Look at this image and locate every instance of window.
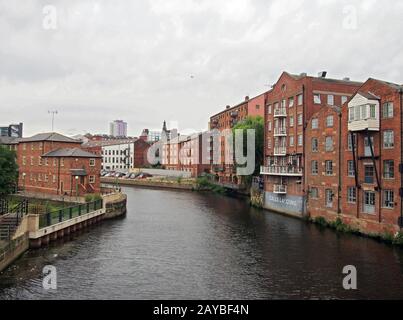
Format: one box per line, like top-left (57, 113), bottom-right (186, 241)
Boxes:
top-left (342, 96), bottom-right (348, 105)
top-left (289, 116), bottom-right (294, 127)
top-left (297, 114), bottom-right (303, 126)
top-left (256, 105), bottom-right (260, 110)
top-left (325, 161), bottom-right (333, 175)
top-left (268, 138), bottom-right (272, 149)
top-left (383, 160), bottom-right (394, 179)
top-left (314, 94), bottom-right (321, 104)
top-left (38, 157), bottom-right (42, 166)
top-left (268, 105), bottom-right (272, 114)
top-left (23, 144), bottom-right (26, 151)
top-left (369, 104), bottom-right (376, 118)
top-left (22, 156), bottom-right (26, 166)
top-left (281, 99), bottom-right (286, 108)
top-left (347, 187), bottom-right (357, 203)
top-left (298, 135), bottom-right (303, 146)
top-left (383, 190), bottom-right (394, 209)
top-left (311, 187), bottom-right (319, 199)
top-left (364, 165), bottom-right (374, 184)
top-left (312, 118), bottom-right (319, 129)
top-left (30, 157), bottom-right (34, 166)
top-left (31, 144), bottom-right (34, 151)
top-left (383, 102), bottom-right (393, 118)
top-left (312, 138), bottom-right (319, 152)
top-left (325, 136), bottom-right (333, 151)
top-left (289, 136), bottom-right (294, 147)
top-left (364, 191), bottom-right (376, 214)
top-left (288, 97), bottom-right (294, 107)
top-left (325, 189), bottom-right (333, 208)
top-left (327, 95), bottom-right (334, 106)
top-left (45, 158), bottom-right (48, 166)
top-left (89, 175), bottom-right (96, 184)
top-left (297, 94), bottom-right (303, 105)
top-left (383, 130), bottom-right (394, 148)
top-left (268, 121), bottom-right (272, 131)
top-left (311, 161), bottom-right (319, 175)
top-left (326, 115), bottom-right (334, 127)
top-left (90, 159), bottom-right (96, 166)
top-left (44, 174), bottom-right (48, 182)
top-left (53, 175), bottom-right (56, 183)
top-left (53, 159), bottom-right (57, 166)
top-left (61, 158), bottom-right (64, 166)
top-left (347, 161), bottom-right (355, 177)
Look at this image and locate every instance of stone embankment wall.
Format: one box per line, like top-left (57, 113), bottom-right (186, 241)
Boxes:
top-left (103, 192), bottom-right (127, 219)
top-left (101, 177), bottom-right (196, 191)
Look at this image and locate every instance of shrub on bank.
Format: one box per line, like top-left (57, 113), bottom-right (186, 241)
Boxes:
top-left (85, 193), bottom-right (102, 203)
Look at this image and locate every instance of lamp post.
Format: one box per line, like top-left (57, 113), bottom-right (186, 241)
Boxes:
top-left (22, 172), bottom-right (26, 194)
top-left (75, 176), bottom-right (79, 202)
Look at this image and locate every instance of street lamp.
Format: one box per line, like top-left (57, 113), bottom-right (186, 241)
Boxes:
top-left (22, 172), bottom-right (26, 194)
top-left (75, 176), bottom-right (79, 202)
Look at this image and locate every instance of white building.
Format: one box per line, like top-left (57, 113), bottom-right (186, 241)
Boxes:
top-left (109, 120), bottom-right (128, 137)
top-left (102, 142), bottom-right (134, 171)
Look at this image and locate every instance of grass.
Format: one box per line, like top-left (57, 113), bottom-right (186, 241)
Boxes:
top-left (195, 177), bottom-right (226, 194)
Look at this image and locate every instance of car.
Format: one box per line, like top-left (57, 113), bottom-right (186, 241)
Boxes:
top-left (137, 173), bottom-right (153, 179)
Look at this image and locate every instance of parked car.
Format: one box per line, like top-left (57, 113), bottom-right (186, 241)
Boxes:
top-left (137, 173), bottom-right (153, 179)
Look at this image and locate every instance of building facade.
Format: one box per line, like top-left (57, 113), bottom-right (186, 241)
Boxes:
top-left (109, 120), bottom-right (128, 137)
top-left (261, 71), bottom-right (362, 217)
top-left (209, 94), bottom-right (265, 184)
top-left (16, 133), bottom-right (101, 196)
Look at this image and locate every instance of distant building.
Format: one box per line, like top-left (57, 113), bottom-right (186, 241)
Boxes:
top-left (140, 129), bottom-right (162, 143)
top-left (0, 123), bottom-right (23, 138)
top-left (109, 120), bottom-right (127, 137)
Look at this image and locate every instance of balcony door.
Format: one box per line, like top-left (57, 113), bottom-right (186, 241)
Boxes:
top-left (363, 191), bottom-right (375, 214)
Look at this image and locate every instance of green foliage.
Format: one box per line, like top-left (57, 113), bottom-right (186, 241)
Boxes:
top-left (381, 232), bottom-right (395, 243)
top-left (313, 216), bottom-right (328, 227)
top-left (393, 232), bottom-right (403, 246)
top-left (177, 177), bottom-right (182, 184)
top-left (196, 177), bottom-right (226, 194)
top-left (85, 193), bottom-right (102, 203)
top-left (232, 116), bottom-right (264, 181)
top-left (0, 146), bottom-right (18, 196)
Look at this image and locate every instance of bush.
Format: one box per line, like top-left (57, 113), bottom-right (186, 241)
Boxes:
top-left (393, 232), bottom-right (403, 246)
top-left (313, 216), bottom-right (328, 227)
top-left (85, 194), bottom-right (93, 203)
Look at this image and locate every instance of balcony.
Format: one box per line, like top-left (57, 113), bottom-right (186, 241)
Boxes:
top-left (274, 108), bottom-right (287, 118)
top-left (273, 184), bottom-right (287, 194)
top-left (274, 127), bottom-right (287, 136)
top-left (260, 165), bottom-right (303, 176)
top-left (274, 147), bottom-right (287, 156)
top-left (347, 97), bottom-right (380, 132)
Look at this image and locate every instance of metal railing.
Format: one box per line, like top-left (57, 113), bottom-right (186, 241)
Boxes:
top-left (274, 147), bottom-right (287, 156)
top-left (261, 165), bottom-right (303, 176)
top-left (39, 199), bottom-right (103, 229)
top-left (274, 108), bottom-right (287, 117)
top-left (274, 127), bottom-right (287, 136)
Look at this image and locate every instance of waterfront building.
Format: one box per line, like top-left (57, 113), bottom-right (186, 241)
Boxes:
top-left (161, 133), bottom-right (210, 178)
top-left (261, 71), bottom-right (362, 217)
top-left (109, 120), bottom-right (128, 137)
top-left (16, 132), bottom-right (101, 196)
top-left (100, 139), bottom-right (151, 171)
top-left (209, 93), bottom-right (265, 185)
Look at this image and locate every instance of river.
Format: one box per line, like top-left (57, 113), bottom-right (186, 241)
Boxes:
top-left (1, 187), bottom-right (403, 299)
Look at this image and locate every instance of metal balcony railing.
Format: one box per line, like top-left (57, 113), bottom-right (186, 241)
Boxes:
top-left (274, 108), bottom-right (287, 117)
top-left (260, 165), bottom-right (303, 176)
top-left (274, 127), bottom-right (287, 136)
top-left (273, 147), bottom-right (287, 156)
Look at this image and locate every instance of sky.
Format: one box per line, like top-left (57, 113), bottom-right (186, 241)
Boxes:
top-left (0, 0), bottom-right (402, 137)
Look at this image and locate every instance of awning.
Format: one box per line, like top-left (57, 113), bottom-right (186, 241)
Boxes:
top-left (70, 169), bottom-right (87, 176)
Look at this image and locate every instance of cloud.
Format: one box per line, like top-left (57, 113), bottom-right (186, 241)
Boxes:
top-left (0, 0), bottom-right (402, 137)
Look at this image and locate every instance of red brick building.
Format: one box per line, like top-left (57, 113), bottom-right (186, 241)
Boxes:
top-left (261, 71), bottom-right (362, 217)
top-left (162, 133), bottom-right (209, 178)
top-left (337, 78), bottom-right (403, 234)
top-left (209, 93), bottom-right (265, 184)
top-left (17, 132), bottom-right (101, 196)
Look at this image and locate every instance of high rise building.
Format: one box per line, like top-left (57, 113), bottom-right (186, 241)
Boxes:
top-left (109, 120), bottom-right (127, 137)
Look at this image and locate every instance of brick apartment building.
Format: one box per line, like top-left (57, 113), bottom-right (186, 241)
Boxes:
top-left (162, 133), bottom-right (209, 178)
top-left (209, 93), bottom-right (265, 184)
top-left (261, 71), bottom-right (362, 217)
top-left (17, 132), bottom-right (101, 196)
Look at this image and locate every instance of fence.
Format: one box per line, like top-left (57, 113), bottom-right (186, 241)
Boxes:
top-left (38, 199), bottom-right (103, 229)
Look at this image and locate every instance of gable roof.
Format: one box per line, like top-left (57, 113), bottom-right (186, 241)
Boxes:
top-left (20, 132), bottom-right (81, 143)
top-left (42, 148), bottom-right (101, 158)
top-left (357, 91), bottom-right (380, 100)
top-left (368, 78), bottom-right (403, 91)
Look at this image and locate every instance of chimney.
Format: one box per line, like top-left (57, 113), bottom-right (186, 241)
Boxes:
top-left (343, 77), bottom-right (350, 81)
top-left (318, 71), bottom-right (327, 78)
top-left (226, 105), bottom-right (231, 109)
top-left (245, 96), bottom-right (249, 101)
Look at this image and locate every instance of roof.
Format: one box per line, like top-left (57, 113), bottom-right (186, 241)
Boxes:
top-left (20, 132), bottom-right (81, 143)
top-left (0, 136), bottom-right (19, 145)
top-left (284, 71), bottom-right (363, 86)
top-left (368, 78), bottom-right (403, 91)
top-left (83, 138), bottom-right (138, 148)
top-left (42, 148), bottom-right (101, 158)
top-left (357, 91), bottom-right (380, 100)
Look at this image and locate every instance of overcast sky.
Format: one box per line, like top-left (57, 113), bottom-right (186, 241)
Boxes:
top-left (0, 0), bottom-right (402, 137)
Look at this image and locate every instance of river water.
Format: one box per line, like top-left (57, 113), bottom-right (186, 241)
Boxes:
top-left (1, 187), bottom-right (403, 300)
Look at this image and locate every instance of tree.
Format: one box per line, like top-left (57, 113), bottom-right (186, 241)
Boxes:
top-left (0, 146), bottom-right (19, 196)
top-left (232, 115), bottom-right (264, 185)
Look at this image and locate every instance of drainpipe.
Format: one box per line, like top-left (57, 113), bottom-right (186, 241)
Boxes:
top-left (302, 84), bottom-right (307, 217)
top-left (400, 88), bottom-right (403, 229)
top-left (337, 111), bottom-right (342, 214)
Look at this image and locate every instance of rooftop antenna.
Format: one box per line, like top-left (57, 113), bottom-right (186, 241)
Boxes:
top-left (48, 110), bottom-right (58, 132)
